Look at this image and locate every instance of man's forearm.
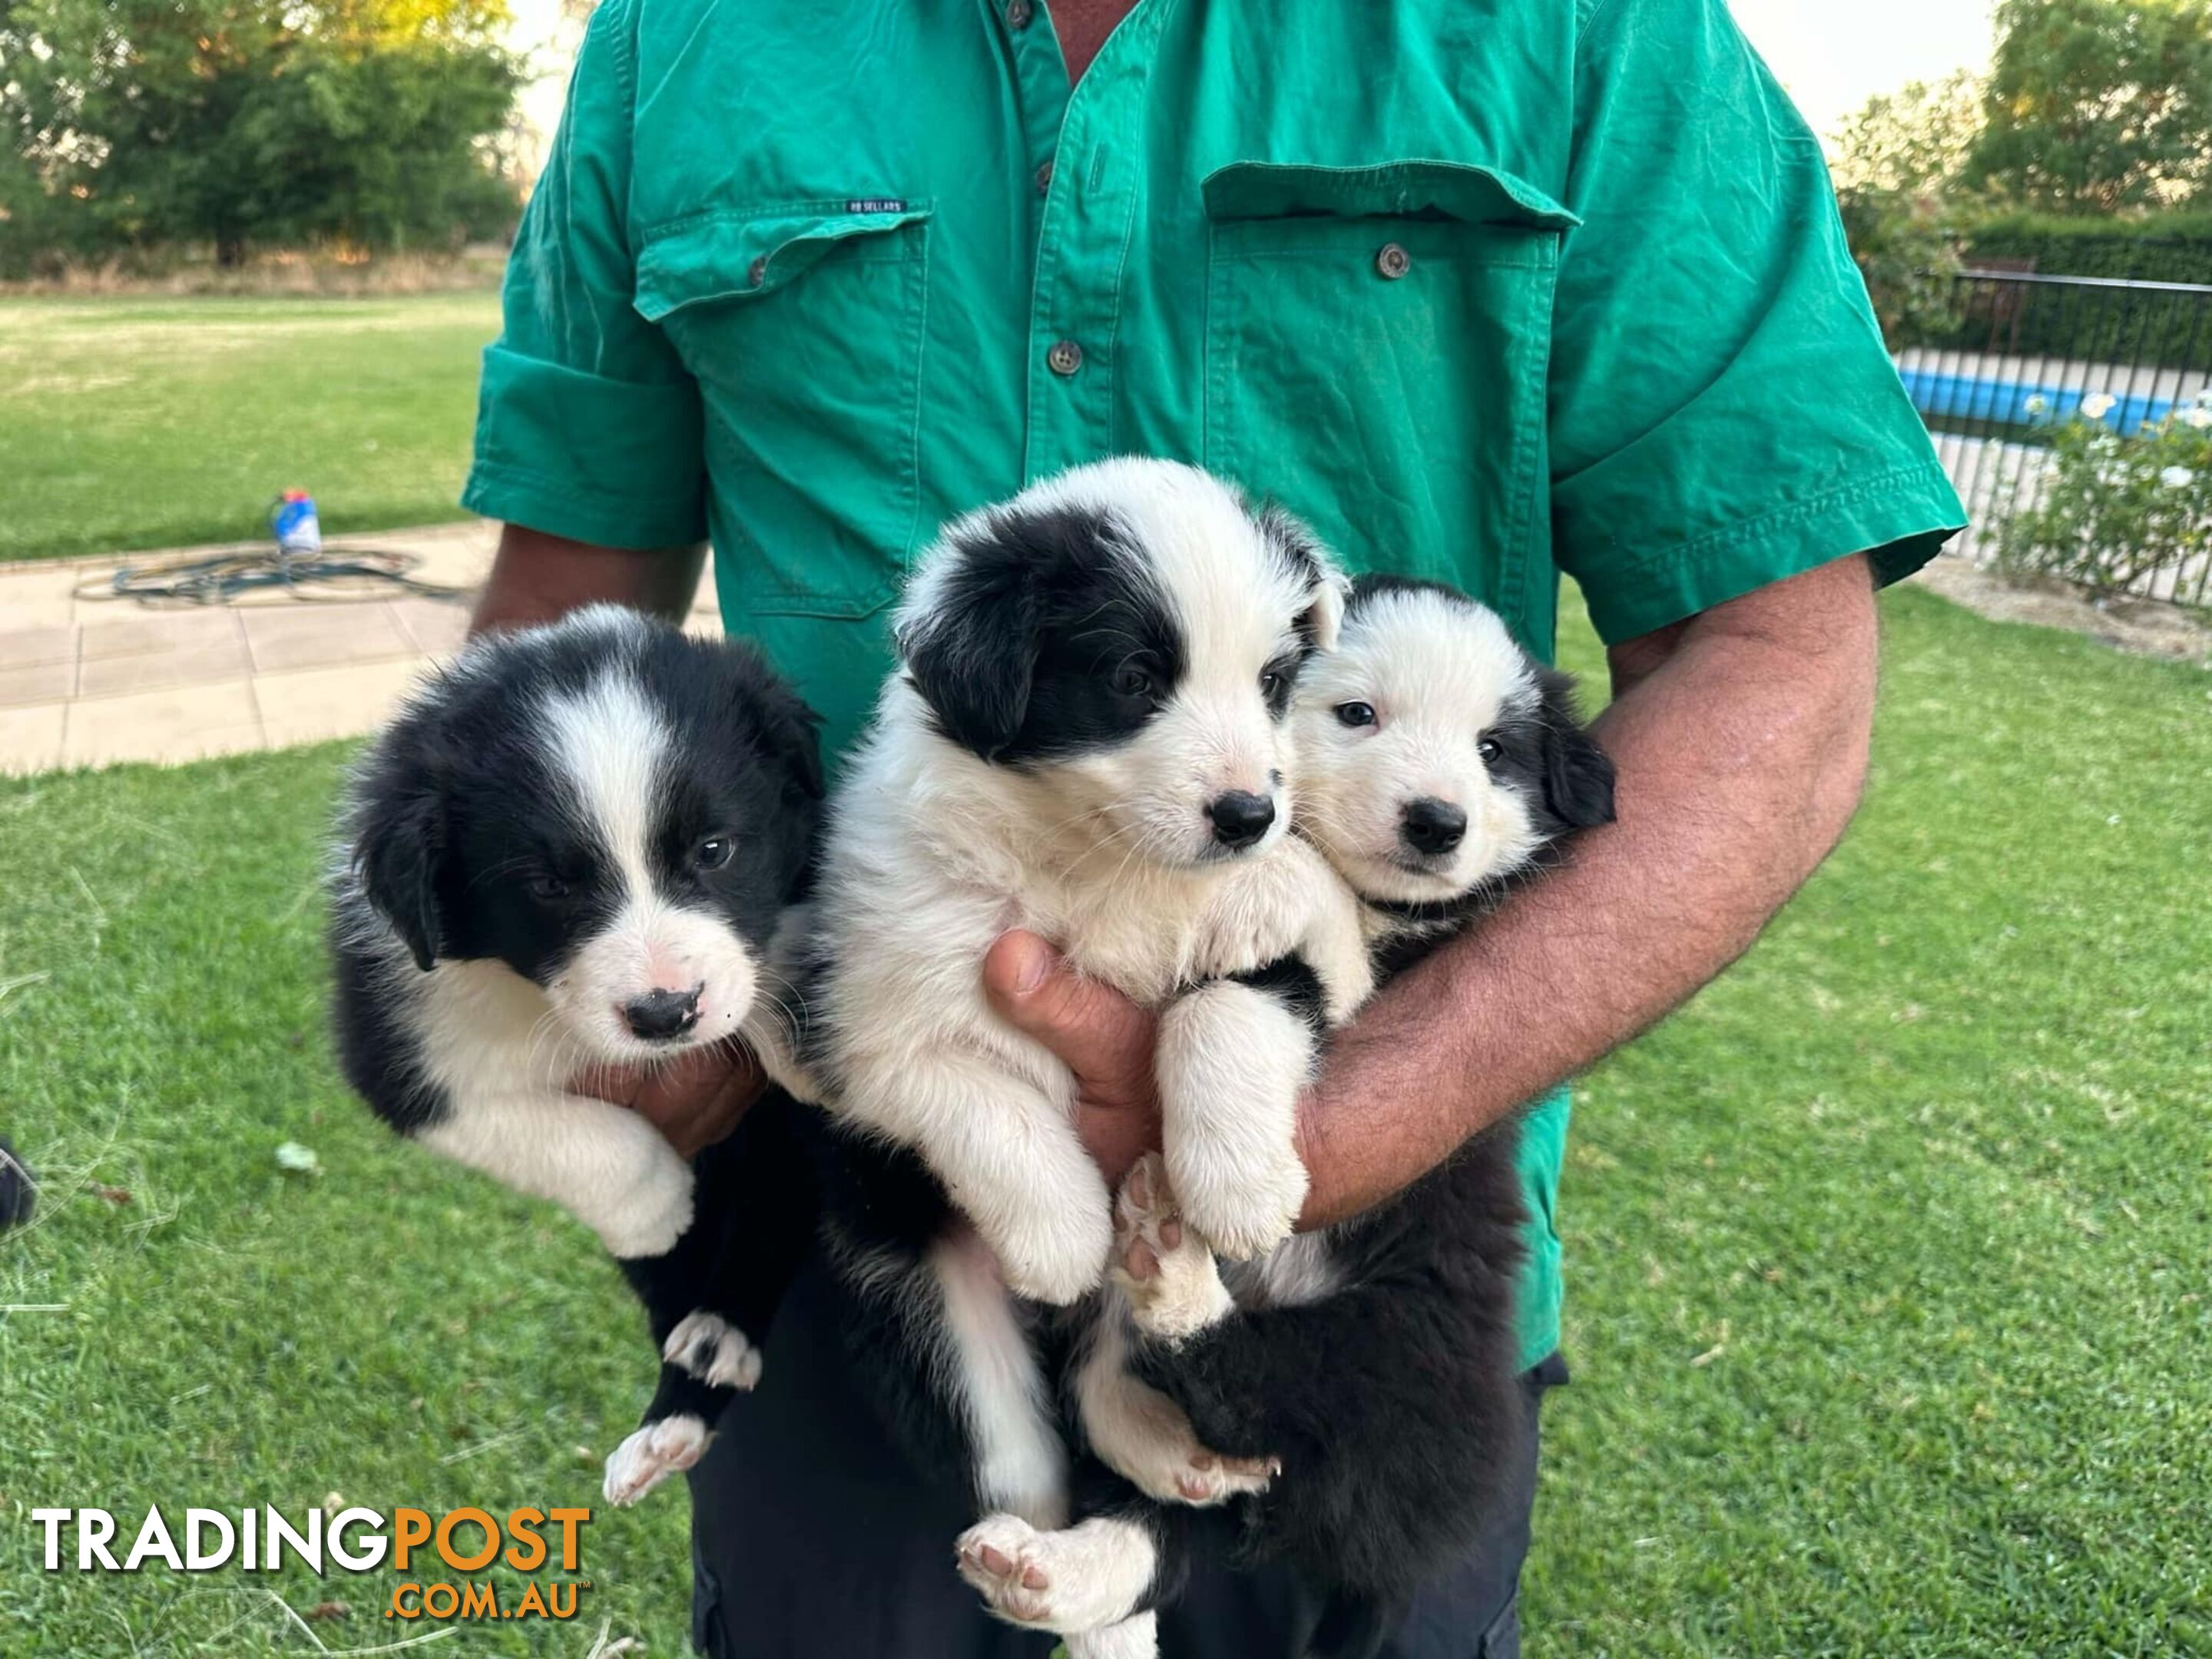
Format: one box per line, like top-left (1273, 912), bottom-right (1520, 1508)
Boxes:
top-left (1298, 555), bottom-right (1880, 1227)
top-left (470, 525), bottom-right (708, 635)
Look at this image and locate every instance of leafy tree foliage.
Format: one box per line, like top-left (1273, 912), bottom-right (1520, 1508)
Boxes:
top-left (0, 0), bottom-right (519, 269)
top-left (1965, 0), bottom-right (2212, 212)
top-left (1830, 75), bottom-right (1985, 338)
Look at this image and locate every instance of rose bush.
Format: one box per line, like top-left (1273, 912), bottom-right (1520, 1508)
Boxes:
top-left (1996, 392), bottom-right (2212, 604)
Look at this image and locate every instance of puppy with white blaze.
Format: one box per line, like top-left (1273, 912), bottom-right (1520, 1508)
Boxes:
top-left (327, 607), bottom-right (825, 1506)
top-left (799, 459), bottom-right (1370, 1538)
top-left (952, 577), bottom-right (1618, 1659)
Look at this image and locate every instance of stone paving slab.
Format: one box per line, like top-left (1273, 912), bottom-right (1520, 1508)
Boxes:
top-left (0, 522), bottom-right (721, 777)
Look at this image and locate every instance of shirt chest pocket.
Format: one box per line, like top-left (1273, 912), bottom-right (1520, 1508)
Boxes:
top-left (637, 202), bottom-right (932, 619)
top-left (1202, 162), bottom-right (1575, 611)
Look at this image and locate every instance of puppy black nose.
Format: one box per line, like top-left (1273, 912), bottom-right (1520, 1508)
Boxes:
top-left (623, 986), bottom-right (702, 1041)
top-left (1207, 791), bottom-right (1277, 849)
top-left (1400, 797), bottom-right (1469, 857)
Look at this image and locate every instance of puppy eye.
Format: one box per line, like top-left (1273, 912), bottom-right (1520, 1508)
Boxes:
top-left (1112, 664), bottom-right (1155, 700)
top-left (1477, 737), bottom-right (1503, 763)
top-left (1260, 670), bottom-right (1283, 698)
top-left (528, 874), bottom-right (572, 902)
top-left (1335, 701), bottom-right (1376, 728)
top-left (695, 835), bottom-right (733, 872)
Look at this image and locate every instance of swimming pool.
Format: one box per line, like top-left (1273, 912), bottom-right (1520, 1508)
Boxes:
top-left (1896, 367), bottom-right (2179, 432)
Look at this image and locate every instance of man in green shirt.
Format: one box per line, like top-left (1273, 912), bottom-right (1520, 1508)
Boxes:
top-left (464, 0), bottom-right (1963, 1651)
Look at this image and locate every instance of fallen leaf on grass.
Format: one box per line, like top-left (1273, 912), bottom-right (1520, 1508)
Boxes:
top-left (91, 1184), bottom-right (132, 1205)
top-left (306, 1601), bottom-right (349, 1621)
top-left (1688, 1319), bottom-right (1730, 1368)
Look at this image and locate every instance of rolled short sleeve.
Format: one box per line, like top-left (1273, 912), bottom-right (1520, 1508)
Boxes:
top-left (461, 0), bottom-right (707, 549)
top-left (1548, 0), bottom-right (1965, 644)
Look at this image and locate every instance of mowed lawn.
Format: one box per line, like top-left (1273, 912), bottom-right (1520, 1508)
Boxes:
top-left (1, 586), bottom-right (2207, 1656)
top-left (0, 295), bottom-right (498, 563)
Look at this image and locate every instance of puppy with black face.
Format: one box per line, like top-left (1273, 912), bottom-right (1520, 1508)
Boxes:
top-left (800, 459), bottom-right (1368, 1537)
top-left (329, 607), bottom-right (824, 1500)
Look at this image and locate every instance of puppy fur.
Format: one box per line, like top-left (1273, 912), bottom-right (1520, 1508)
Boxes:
top-left (792, 460), bottom-right (1372, 1558)
top-left (962, 578), bottom-right (1618, 1656)
top-left (326, 606), bottom-right (825, 1504)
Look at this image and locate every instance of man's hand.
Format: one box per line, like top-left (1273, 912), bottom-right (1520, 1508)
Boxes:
top-left (982, 932), bottom-right (1161, 1188)
top-left (584, 1039), bottom-right (766, 1159)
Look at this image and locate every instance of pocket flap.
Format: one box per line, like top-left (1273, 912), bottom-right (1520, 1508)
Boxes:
top-left (1201, 160), bottom-right (1577, 232)
top-left (636, 199), bottom-right (932, 322)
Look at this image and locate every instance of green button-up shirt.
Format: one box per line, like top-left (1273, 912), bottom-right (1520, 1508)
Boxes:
top-left (465, 0), bottom-right (1965, 1367)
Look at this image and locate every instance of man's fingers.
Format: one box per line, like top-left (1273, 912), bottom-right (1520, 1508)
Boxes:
top-left (584, 1039), bottom-right (764, 1158)
top-left (982, 931), bottom-right (1156, 1093)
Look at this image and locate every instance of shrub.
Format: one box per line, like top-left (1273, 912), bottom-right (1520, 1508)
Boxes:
top-left (1963, 210), bottom-right (2212, 285)
top-left (1996, 394), bottom-right (2212, 601)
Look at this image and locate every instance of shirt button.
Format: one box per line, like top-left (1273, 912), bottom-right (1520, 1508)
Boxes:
top-left (748, 255), bottom-right (768, 286)
top-left (1035, 159), bottom-right (1055, 196)
top-left (1048, 339), bottom-right (1084, 376)
top-left (1375, 243), bottom-right (1412, 280)
top-left (1006, 0), bottom-right (1032, 28)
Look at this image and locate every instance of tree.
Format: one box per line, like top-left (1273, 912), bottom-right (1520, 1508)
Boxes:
top-left (1829, 75), bottom-right (1984, 339)
top-left (1965, 0), bottom-right (2212, 212)
top-left (0, 0), bottom-right (520, 270)
top-left (1830, 71), bottom-right (1988, 199)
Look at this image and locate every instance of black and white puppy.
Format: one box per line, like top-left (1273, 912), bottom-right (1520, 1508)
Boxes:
top-left (795, 459), bottom-right (1370, 1541)
top-left (954, 578), bottom-right (1618, 1659)
top-left (327, 606), bottom-right (823, 1502)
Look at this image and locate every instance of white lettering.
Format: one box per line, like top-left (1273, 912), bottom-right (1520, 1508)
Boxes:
top-left (124, 1508), bottom-right (184, 1572)
top-left (184, 1508), bottom-right (237, 1570)
top-left (326, 1508), bottom-right (388, 1571)
top-left (30, 1508), bottom-right (69, 1571)
top-left (263, 1506), bottom-right (322, 1573)
top-left (81, 1510), bottom-right (119, 1571)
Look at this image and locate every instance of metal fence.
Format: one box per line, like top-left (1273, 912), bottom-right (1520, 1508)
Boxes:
top-left (1892, 269), bottom-right (2212, 607)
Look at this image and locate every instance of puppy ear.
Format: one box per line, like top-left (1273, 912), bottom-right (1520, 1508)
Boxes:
top-left (1536, 670), bottom-right (1618, 831)
top-left (1302, 565), bottom-right (1350, 653)
top-left (354, 786), bottom-right (446, 972)
top-left (1256, 504), bottom-right (1348, 652)
top-left (753, 675), bottom-right (826, 803)
top-left (897, 520), bottom-right (1042, 760)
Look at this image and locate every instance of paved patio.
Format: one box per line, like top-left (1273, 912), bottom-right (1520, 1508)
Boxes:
top-left (0, 522), bottom-right (721, 776)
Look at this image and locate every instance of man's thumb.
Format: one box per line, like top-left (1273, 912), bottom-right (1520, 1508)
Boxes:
top-left (982, 931), bottom-right (1153, 1084)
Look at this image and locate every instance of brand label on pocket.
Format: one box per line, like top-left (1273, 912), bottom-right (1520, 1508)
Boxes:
top-left (846, 197), bottom-right (907, 214)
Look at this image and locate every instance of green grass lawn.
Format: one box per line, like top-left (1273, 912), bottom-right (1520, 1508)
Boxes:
top-left (2, 586), bottom-right (2207, 1656)
top-left (0, 295), bottom-right (497, 564)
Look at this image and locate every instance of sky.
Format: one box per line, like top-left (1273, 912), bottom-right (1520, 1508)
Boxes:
top-left (1727, 0), bottom-right (1997, 138)
top-left (503, 0), bottom-right (2002, 171)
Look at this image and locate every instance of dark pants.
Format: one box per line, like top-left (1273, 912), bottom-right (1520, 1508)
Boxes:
top-left (688, 1256), bottom-right (1564, 1659)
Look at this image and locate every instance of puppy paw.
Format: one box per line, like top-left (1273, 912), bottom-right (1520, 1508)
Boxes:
top-left (990, 1194), bottom-right (1114, 1306)
top-left (1088, 1369), bottom-right (1277, 1507)
top-left (591, 1134), bottom-right (697, 1260)
top-left (955, 1515), bottom-right (1154, 1635)
top-left (602, 1413), bottom-right (712, 1507)
top-left (1167, 1134), bottom-right (1306, 1263)
top-left (1154, 982), bottom-right (1313, 1261)
top-left (1111, 1154), bottom-right (1231, 1341)
top-left (661, 1311), bottom-right (763, 1390)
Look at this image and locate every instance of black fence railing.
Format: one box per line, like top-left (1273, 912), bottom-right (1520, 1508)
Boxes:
top-left (1892, 270), bottom-right (2212, 607)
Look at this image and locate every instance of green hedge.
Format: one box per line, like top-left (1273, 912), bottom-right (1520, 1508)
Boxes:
top-left (1885, 212), bottom-right (2212, 366)
top-left (1962, 211), bottom-right (2212, 285)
